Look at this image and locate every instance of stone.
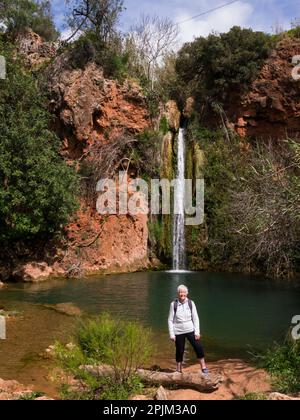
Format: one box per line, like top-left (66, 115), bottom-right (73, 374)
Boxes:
top-left (13, 262), bottom-right (53, 283)
top-left (227, 37), bottom-right (300, 140)
top-left (269, 392), bottom-right (300, 401)
top-left (130, 395), bottom-right (151, 401)
top-left (183, 97), bottom-right (195, 118)
top-left (43, 303), bottom-right (82, 317)
top-left (16, 28), bottom-right (57, 68)
top-left (164, 100), bottom-right (181, 131)
top-left (156, 386), bottom-right (170, 401)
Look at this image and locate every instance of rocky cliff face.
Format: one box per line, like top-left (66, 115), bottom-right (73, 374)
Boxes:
top-left (12, 32), bottom-right (152, 281)
top-left (16, 28), bottom-right (57, 67)
top-left (47, 60), bottom-right (149, 160)
top-left (228, 37), bottom-right (300, 140)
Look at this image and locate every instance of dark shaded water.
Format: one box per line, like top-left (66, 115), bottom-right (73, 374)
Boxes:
top-left (0, 271), bottom-right (299, 392)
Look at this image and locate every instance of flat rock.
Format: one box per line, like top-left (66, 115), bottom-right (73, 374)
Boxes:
top-left (43, 302), bottom-right (82, 316)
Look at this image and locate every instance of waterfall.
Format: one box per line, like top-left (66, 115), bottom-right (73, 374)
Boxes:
top-left (173, 128), bottom-right (186, 271)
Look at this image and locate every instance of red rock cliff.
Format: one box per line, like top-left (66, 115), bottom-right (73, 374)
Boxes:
top-left (15, 31), bottom-right (152, 279)
top-left (227, 37), bottom-right (300, 140)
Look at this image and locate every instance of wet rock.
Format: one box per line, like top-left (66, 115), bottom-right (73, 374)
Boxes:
top-left (43, 302), bottom-right (82, 317)
top-left (164, 100), bottom-right (181, 131)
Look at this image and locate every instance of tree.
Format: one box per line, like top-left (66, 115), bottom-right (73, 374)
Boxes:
top-left (176, 26), bottom-right (272, 103)
top-left (129, 14), bottom-right (179, 90)
top-left (31, 0), bottom-right (59, 41)
top-left (66, 0), bottom-right (124, 43)
top-left (0, 0), bottom-right (59, 41)
top-left (0, 44), bottom-right (78, 242)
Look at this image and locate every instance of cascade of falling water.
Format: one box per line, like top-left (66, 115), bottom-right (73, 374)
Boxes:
top-left (172, 128), bottom-right (186, 271)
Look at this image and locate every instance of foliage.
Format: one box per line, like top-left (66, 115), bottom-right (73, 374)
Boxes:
top-left (285, 26), bottom-right (300, 39)
top-left (66, 0), bottom-right (124, 44)
top-left (256, 335), bottom-right (300, 394)
top-left (18, 391), bottom-right (45, 400)
top-left (176, 26), bottom-right (272, 104)
top-left (128, 15), bottom-right (179, 90)
top-left (235, 393), bottom-right (268, 400)
top-left (0, 0), bottom-right (59, 41)
top-left (228, 139), bottom-right (300, 278)
top-left (53, 314), bottom-right (153, 400)
top-left (186, 119), bottom-right (300, 278)
top-left (148, 217), bottom-right (172, 262)
top-left (154, 52), bottom-right (184, 105)
top-left (66, 30), bottom-right (128, 80)
top-left (0, 42), bottom-right (79, 242)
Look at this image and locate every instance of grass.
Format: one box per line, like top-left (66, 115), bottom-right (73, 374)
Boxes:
top-left (18, 391), bottom-right (45, 400)
top-left (234, 393), bottom-right (268, 400)
top-left (254, 334), bottom-right (300, 395)
top-left (53, 313), bottom-right (154, 400)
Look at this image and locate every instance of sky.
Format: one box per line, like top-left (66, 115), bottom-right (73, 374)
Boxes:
top-left (51, 0), bottom-right (300, 44)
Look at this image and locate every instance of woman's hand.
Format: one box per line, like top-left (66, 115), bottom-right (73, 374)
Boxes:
top-left (195, 335), bottom-right (201, 341)
top-left (171, 337), bottom-right (176, 342)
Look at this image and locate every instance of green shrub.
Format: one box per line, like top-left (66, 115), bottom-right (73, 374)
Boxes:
top-left (53, 314), bottom-right (153, 400)
top-left (176, 26), bottom-right (273, 103)
top-left (186, 119), bottom-right (300, 278)
top-left (0, 42), bottom-right (79, 242)
top-left (0, 0), bottom-right (59, 41)
top-left (235, 393), bottom-right (268, 400)
top-left (257, 336), bottom-right (300, 394)
top-left (286, 26), bottom-right (300, 39)
top-left (19, 391), bottom-right (45, 400)
top-left (159, 116), bottom-right (169, 135)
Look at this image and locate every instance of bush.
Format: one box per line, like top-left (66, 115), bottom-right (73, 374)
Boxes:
top-left (176, 26), bottom-right (272, 103)
top-left (0, 42), bottom-right (79, 242)
top-left (235, 393), bottom-right (268, 400)
top-left (256, 335), bottom-right (300, 394)
top-left (53, 314), bottom-right (154, 400)
top-left (186, 119), bottom-right (300, 278)
top-left (0, 0), bottom-right (59, 41)
top-left (66, 31), bottom-right (129, 80)
top-left (286, 26), bottom-right (300, 39)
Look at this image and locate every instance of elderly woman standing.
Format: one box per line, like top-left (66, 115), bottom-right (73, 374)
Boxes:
top-left (168, 285), bottom-right (209, 374)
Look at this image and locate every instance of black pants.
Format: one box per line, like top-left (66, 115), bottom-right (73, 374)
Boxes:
top-left (175, 332), bottom-right (205, 363)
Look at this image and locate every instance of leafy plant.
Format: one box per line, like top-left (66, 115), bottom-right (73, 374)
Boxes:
top-left (176, 26), bottom-right (272, 104)
top-left (255, 335), bottom-right (300, 394)
top-left (53, 314), bottom-right (153, 400)
top-left (0, 42), bottom-right (79, 243)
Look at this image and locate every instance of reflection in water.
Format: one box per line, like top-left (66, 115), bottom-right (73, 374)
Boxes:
top-left (0, 270), bottom-right (299, 393)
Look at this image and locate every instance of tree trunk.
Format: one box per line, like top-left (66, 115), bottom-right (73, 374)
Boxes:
top-left (83, 365), bottom-right (222, 393)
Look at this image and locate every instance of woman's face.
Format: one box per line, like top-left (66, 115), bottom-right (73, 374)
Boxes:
top-left (178, 289), bottom-right (188, 302)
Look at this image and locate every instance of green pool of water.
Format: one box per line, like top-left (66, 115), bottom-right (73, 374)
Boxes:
top-left (0, 271), bottom-right (299, 392)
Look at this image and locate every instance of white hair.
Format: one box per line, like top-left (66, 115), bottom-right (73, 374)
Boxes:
top-left (177, 285), bottom-right (188, 294)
